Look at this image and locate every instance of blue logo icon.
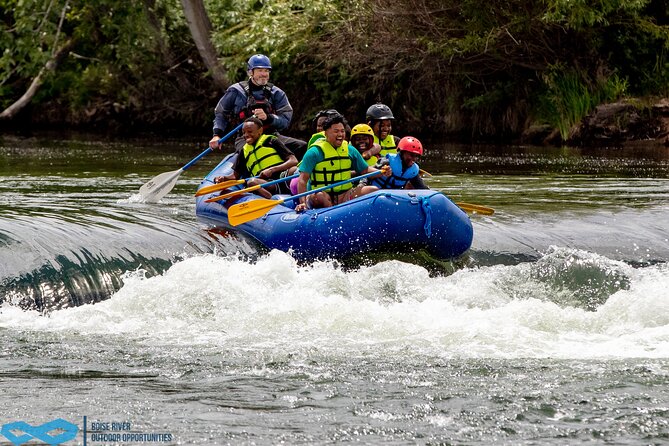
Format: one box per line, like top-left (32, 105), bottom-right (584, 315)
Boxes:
top-left (0, 419), bottom-right (78, 445)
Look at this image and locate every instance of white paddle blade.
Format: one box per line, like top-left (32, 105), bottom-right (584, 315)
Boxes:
top-left (138, 168), bottom-right (183, 202)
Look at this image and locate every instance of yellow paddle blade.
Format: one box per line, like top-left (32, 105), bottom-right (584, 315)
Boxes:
top-left (194, 179), bottom-right (245, 196)
top-left (228, 198), bottom-right (286, 226)
top-left (419, 168), bottom-right (432, 177)
top-left (205, 184), bottom-right (262, 203)
top-left (456, 202), bottom-right (495, 216)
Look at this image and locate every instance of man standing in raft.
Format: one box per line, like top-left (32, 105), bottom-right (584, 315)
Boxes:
top-left (208, 54), bottom-right (307, 158)
top-left (214, 117), bottom-right (297, 199)
top-left (363, 136), bottom-right (428, 190)
top-left (294, 115), bottom-right (390, 211)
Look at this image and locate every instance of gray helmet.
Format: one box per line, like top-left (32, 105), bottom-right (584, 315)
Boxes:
top-left (366, 103), bottom-right (394, 121)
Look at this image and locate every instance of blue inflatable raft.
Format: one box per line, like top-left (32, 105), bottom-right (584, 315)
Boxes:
top-left (195, 154), bottom-right (473, 261)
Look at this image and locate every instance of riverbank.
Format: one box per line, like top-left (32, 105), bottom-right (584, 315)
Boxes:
top-left (4, 97), bottom-right (669, 150)
top-left (521, 97), bottom-right (669, 147)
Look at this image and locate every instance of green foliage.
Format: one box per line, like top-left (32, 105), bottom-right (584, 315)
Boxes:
top-left (0, 0), bottom-right (60, 98)
top-left (536, 68), bottom-right (628, 140)
top-left (1, 0), bottom-right (668, 139)
top-left (600, 19), bottom-right (669, 95)
top-left (1, 0), bottom-right (211, 130)
top-left (543, 0), bottom-right (650, 29)
top-left (207, 0), bottom-right (336, 74)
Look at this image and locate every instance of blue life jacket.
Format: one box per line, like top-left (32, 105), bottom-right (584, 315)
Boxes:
top-left (371, 153), bottom-right (419, 189)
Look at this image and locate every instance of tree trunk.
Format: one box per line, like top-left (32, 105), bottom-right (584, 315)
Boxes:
top-left (180, 0), bottom-right (228, 90)
top-left (0, 40), bottom-right (74, 120)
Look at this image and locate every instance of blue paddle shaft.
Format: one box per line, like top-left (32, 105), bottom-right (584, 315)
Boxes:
top-left (258, 173), bottom-right (299, 188)
top-left (287, 169), bottom-right (382, 203)
top-left (182, 122), bottom-right (244, 171)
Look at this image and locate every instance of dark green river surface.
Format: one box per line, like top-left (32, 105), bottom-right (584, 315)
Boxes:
top-left (1, 135), bottom-right (667, 445)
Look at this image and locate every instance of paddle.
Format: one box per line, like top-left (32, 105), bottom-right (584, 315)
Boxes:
top-left (204, 173), bottom-right (299, 203)
top-left (138, 122), bottom-right (244, 202)
top-left (419, 168), bottom-right (432, 177)
top-left (196, 172), bottom-right (298, 197)
top-left (456, 202), bottom-right (495, 216)
top-left (228, 168), bottom-right (387, 226)
top-left (195, 178), bottom-right (247, 196)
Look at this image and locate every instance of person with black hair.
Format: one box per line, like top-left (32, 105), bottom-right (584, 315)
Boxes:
top-left (363, 136), bottom-right (428, 190)
top-left (214, 117), bottom-right (297, 199)
top-left (366, 103), bottom-right (401, 158)
top-left (294, 115), bottom-right (390, 211)
top-left (308, 109), bottom-right (351, 146)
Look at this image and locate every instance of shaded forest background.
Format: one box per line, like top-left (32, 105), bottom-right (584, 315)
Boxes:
top-left (1, 0), bottom-right (668, 143)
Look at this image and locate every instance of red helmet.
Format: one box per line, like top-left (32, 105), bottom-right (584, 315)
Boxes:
top-left (397, 136), bottom-right (423, 155)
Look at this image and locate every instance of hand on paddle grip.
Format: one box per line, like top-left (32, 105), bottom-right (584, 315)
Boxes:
top-left (379, 166), bottom-right (392, 177)
top-left (253, 108), bottom-right (268, 121)
top-left (209, 135), bottom-right (223, 150)
top-left (295, 202), bottom-right (307, 213)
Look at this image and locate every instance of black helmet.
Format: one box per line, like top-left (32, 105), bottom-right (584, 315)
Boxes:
top-left (313, 109), bottom-right (341, 120)
top-left (312, 109), bottom-right (342, 127)
top-left (366, 103), bottom-right (394, 121)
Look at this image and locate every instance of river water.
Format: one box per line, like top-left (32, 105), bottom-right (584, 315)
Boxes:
top-left (1, 135), bottom-right (668, 445)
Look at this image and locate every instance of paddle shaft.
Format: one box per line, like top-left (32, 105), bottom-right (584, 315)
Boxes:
top-left (456, 201), bottom-right (495, 216)
top-left (138, 122), bottom-right (245, 202)
top-left (205, 173), bottom-right (299, 203)
top-left (183, 122), bottom-right (244, 171)
top-left (195, 178), bottom-right (245, 196)
top-left (227, 168), bottom-right (386, 226)
top-left (286, 169), bottom-right (383, 204)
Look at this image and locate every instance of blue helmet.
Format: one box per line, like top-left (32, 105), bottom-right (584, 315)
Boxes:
top-left (247, 54), bottom-right (272, 70)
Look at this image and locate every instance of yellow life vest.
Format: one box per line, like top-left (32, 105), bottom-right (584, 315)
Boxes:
top-left (349, 143), bottom-right (378, 166)
top-left (310, 139), bottom-right (352, 193)
top-left (374, 134), bottom-right (397, 158)
top-left (243, 134), bottom-right (284, 176)
top-left (308, 131), bottom-right (325, 147)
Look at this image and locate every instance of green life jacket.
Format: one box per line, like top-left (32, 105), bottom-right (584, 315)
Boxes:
top-left (243, 134), bottom-right (284, 176)
top-left (374, 134), bottom-right (397, 157)
top-left (310, 139), bottom-right (352, 193)
top-left (307, 131), bottom-right (325, 147)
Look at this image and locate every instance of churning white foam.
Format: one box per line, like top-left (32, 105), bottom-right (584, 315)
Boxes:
top-left (1, 248), bottom-right (667, 359)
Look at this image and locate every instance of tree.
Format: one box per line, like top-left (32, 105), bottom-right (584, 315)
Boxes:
top-left (1, 0), bottom-right (73, 119)
top-left (1, 0), bottom-right (216, 131)
top-left (180, 0), bottom-right (228, 89)
top-left (0, 41), bottom-right (74, 119)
